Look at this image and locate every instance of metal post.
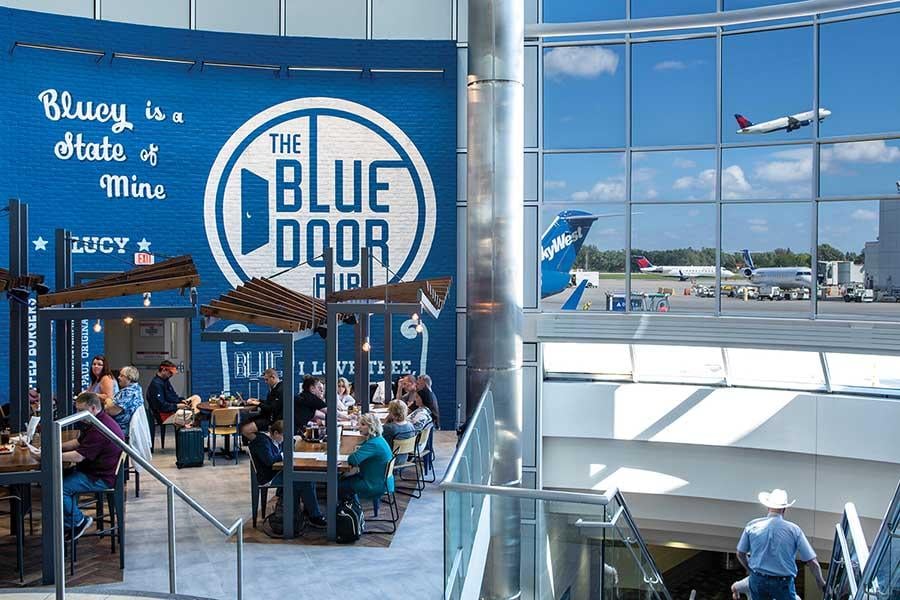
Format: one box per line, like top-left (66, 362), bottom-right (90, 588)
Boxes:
top-left (236, 520), bottom-right (243, 600)
top-left (54, 229), bottom-right (72, 417)
top-left (359, 248), bottom-right (371, 412)
top-left (167, 486), bottom-right (177, 594)
top-left (282, 335), bottom-right (295, 539)
top-left (324, 248), bottom-right (338, 541)
top-left (39, 311), bottom-right (57, 584)
top-left (383, 311), bottom-right (392, 407)
top-left (53, 421), bottom-right (65, 599)
top-left (467, 0), bottom-right (524, 597)
top-left (8, 198), bottom-right (27, 431)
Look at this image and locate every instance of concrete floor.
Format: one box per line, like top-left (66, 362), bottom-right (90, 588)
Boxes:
top-left (1, 432), bottom-right (455, 600)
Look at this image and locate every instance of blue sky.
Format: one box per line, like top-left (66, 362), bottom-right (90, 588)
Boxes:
top-left (541, 10), bottom-right (900, 258)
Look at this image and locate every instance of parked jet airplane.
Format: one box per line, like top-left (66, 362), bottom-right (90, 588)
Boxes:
top-left (734, 108), bottom-right (831, 134)
top-left (541, 210), bottom-right (602, 308)
top-left (634, 256), bottom-right (734, 281)
top-left (741, 249), bottom-right (812, 289)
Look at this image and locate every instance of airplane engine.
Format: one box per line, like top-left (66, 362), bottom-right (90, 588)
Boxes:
top-left (742, 267), bottom-right (753, 277)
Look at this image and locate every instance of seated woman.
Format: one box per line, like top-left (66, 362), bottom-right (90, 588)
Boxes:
top-left (381, 400), bottom-right (416, 463)
top-left (85, 355), bottom-right (119, 402)
top-left (338, 413), bottom-right (394, 502)
top-left (337, 377), bottom-right (356, 410)
top-left (104, 366), bottom-right (144, 433)
top-left (409, 386), bottom-right (441, 431)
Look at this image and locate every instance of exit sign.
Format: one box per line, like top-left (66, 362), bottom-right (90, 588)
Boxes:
top-left (134, 252), bottom-right (155, 265)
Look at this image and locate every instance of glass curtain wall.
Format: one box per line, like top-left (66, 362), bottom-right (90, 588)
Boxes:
top-left (539, 1), bottom-right (900, 319)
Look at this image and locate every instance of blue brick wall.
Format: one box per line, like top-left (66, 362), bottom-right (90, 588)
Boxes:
top-left (0, 8), bottom-right (458, 428)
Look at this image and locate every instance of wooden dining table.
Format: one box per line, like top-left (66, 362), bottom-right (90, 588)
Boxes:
top-left (271, 433), bottom-right (365, 472)
top-left (0, 430), bottom-right (79, 473)
top-left (197, 402), bottom-right (256, 412)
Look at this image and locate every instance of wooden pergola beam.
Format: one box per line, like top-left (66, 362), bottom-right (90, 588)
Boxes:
top-left (38, 274), bottom-right (200, 308)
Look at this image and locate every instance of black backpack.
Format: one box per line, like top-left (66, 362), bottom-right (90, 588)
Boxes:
top-left (335, 497), bottom-right (364, 544)
top-left (264, 496), bottom-right (306, 538)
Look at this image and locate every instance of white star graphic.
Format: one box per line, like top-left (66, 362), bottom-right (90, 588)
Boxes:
top-left (137, 238), bottom-right (152, 252)
top-left (32, 236), bottom-right (48, 251)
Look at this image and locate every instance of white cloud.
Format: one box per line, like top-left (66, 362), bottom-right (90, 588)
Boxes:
top-left (646, 188), bottom-right (659, 200)
top-left (654, 60), bottom-right (686, 71)
top-left (632, 167), bottom-right (656, 182)
top-left (571, 178), bottom-right (626, 202)
top-left (544, 179), bottom-right (567, 190)
top-left (544, 46), bottom-right (619, 79)
top-left (852, 208), bottom-right (877, 221)
top-left (748, 218), bottom-right (767, 226)
top-left (673, 158), bottom-right (696, 169)
top-left (824, 140), bottom-right (900, 165)
top-left (754, 150), bottom-right (812, 184)
top-left (722, 165), bottom-right (753, 199)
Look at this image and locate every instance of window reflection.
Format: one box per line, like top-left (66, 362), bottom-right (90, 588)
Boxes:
top-left (632, 0), bottom-right (715, 18)
top-left (543, 45), bottom-right (625, 149)
top-left (543, 342), bottom-right (632, 377)
top-left (631, 203), bottom-right (717, 314)
top-left (540, 204), bottom-right (625, 312)
top-left (632, 345), bottom-right (725, 385)
top-left (821, 12), bottom-right (900, 137)
top-left (631, 149), bottom-right (716, 202)
top-left (721, 202), bottom-right (812, 314)
top-left (544, 153), bottom-right (625, 203)
top-left (722, 27), bottom-right (813, 144)
top-left (721, 145), bottom-right (812, 200)
top-left (820, 139), bottom-right (900, 198)
top-left (542, 0), bottom-right (624, 23)
top-left (725, 348), bottom-right (825, 390)
top-left (632, 38), bottom-right (716, 147)
top-left (819, 200), bottom-right (900, 317)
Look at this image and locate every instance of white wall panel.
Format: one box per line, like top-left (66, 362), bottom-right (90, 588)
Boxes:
top-left (196, 0), bottom-right (279, 34)
top-left (102, 0), bottom-right (189, 27)
top-left (0, 0), bottom-right (92, 17)
top-left (372, 0), bottom-right (452, 39)
top-left (817, 394), bottom-right (900, 463)
top-left (286, 0), bottom-right (366, 38)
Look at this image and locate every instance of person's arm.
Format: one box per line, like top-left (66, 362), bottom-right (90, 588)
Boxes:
top-left (97, 375), bottom-right (115, 401)
top-left (736, 552), bottom-right (750, 573)
top-left (736, 529), bottom-right (752, 573)
top-left (62, 449), bottom-right (86, 463)
top-left (61, 438), bottom-right (80, 452)
top-left (348, 439), bottom-right (377, 467)
top-left (104, 398), bottom-right (123, 416)
top-left (806, 559), bottom-right (826, 592)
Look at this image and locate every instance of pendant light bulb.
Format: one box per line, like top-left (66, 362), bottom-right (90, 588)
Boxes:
top-left (92, 319), bottom-right (102, 333)
top-left (362, 337), bottom-right (371, 353)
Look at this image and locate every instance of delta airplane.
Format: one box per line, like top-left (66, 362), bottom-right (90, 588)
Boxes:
top-left (740, 249), bottom-right (812, 289)
top-left (541, 210), bottom-right (602, 310)
top-left (634, 256), bottom-right (734, 281)
top-left (734, 108), bottom-right (831, 134)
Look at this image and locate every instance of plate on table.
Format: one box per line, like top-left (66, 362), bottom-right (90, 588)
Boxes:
top-left (0, 445), bottom-right (13, 455)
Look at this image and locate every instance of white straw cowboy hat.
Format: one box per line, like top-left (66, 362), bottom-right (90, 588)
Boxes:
top-left (758, 488), bottom-right (796, 509)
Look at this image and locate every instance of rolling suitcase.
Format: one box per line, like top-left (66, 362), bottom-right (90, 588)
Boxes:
top-left (175, 426), bottom-right (205, 468)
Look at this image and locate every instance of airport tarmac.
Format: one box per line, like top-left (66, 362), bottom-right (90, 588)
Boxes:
top-left (542, 277), bottom-right (900, 318)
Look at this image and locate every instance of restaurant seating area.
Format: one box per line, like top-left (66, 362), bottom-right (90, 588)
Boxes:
top-left (0, 427), bottom-right (454, 596)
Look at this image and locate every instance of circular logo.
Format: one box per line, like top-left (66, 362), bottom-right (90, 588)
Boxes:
top-left (204, 98), bottom-right (436, 297)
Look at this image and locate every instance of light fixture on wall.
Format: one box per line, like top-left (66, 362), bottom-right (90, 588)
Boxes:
top-left (143, 292), bottom-right (152, 307)
top-left (361, 337), bottom-right (371, 353)
top-left (123, 316), bottom-right (134, 325)
top-left (92, 319), bottom-right (102, 333)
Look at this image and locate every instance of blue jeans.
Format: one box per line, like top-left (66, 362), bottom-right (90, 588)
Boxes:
top-left (268, 472), bottom-right (322, 519)
top-left (749, 572), bottom-right (796, 600)
top-left (63, 471), bottom-right (109, 528)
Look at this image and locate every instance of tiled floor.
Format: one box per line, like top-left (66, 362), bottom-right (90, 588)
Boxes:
top-left (1, 432), bottom-right (454, 600)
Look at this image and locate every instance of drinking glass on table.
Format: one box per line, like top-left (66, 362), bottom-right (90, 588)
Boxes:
top-left (0, 428), bottom-right (10, 445)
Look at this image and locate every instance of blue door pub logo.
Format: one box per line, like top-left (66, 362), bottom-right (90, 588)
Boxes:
top-left (204, 98), bottom-right (437, 296)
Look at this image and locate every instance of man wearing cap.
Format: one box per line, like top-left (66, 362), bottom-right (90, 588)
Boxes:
top-left (736, 488), bottom-right (825, 600)
top-left (147, 360), bottom-right (200, 425)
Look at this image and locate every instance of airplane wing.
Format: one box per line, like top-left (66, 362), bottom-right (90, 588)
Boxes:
top-left (561, 279), bottom-right (589, 311)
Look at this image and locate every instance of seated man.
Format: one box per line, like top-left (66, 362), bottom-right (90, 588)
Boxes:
top-left (294, 376), bottom-right (326, 435)
top-left (104, 365), bottom-right (144, 433)
top-left (147, 360), bottom-right (200, 425)
top-left (246, 420), bottom-right (326, 528)
top-left (32, 392), bottom-right (125, 540)
top-left (240, 368), bottom-right (284, 438)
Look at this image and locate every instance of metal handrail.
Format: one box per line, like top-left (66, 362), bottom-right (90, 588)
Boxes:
top-left (616, 490), bottom-right (674, 600)
top-left (852, 480), bottom-right (900, 600)
top-left (52, 411), bottom-right (243, 600)
top-left (441, 386), bottom-right (492, 484)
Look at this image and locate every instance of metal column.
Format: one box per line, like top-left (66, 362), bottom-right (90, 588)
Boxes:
top-left (54, 229), bottom-right (74, 417)
top-left (324, 248), bottom-right (339, 541)
top-left (467, 0), bottom-right (525, 598)
top-left (354, 248), bottom-right (372, 411)
top-left (8, 198), bottom-right (29, 431)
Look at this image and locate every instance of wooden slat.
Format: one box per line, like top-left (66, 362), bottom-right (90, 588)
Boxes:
top-left (59, 257), bottom-right (196, 292)
top-left (328, 277), bottom-right (452, 306)
top-left (38, 274), bottom-right (200, 307)
top-left (225, 288), bottom-right (311, 322)
top-left (200, 304), bottom-right (303, 332)
top-left (207, 298), bottom-right (311, 330)
top-left (242, 279), bottom-right (324, 319)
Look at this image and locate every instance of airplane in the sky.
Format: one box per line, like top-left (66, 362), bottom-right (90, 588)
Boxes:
top-left (541, 210), bottom-right (602, 309)
top-left (740, 249), bottom-right (812, 289)
top-left (734, 108), bottom-right (831, 134)
top-left (634, 256), bottom-right (735, 281)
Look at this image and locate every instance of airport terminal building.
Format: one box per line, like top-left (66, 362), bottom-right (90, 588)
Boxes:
top-left (0, 1), bottom-right (898, 599)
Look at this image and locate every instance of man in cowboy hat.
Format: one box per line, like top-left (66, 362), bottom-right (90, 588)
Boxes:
top-left (736, 488), bottom-right (825, 600)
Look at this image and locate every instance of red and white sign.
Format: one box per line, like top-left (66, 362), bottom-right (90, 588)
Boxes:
top-left (134, 252), bottom-right (155, 265)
